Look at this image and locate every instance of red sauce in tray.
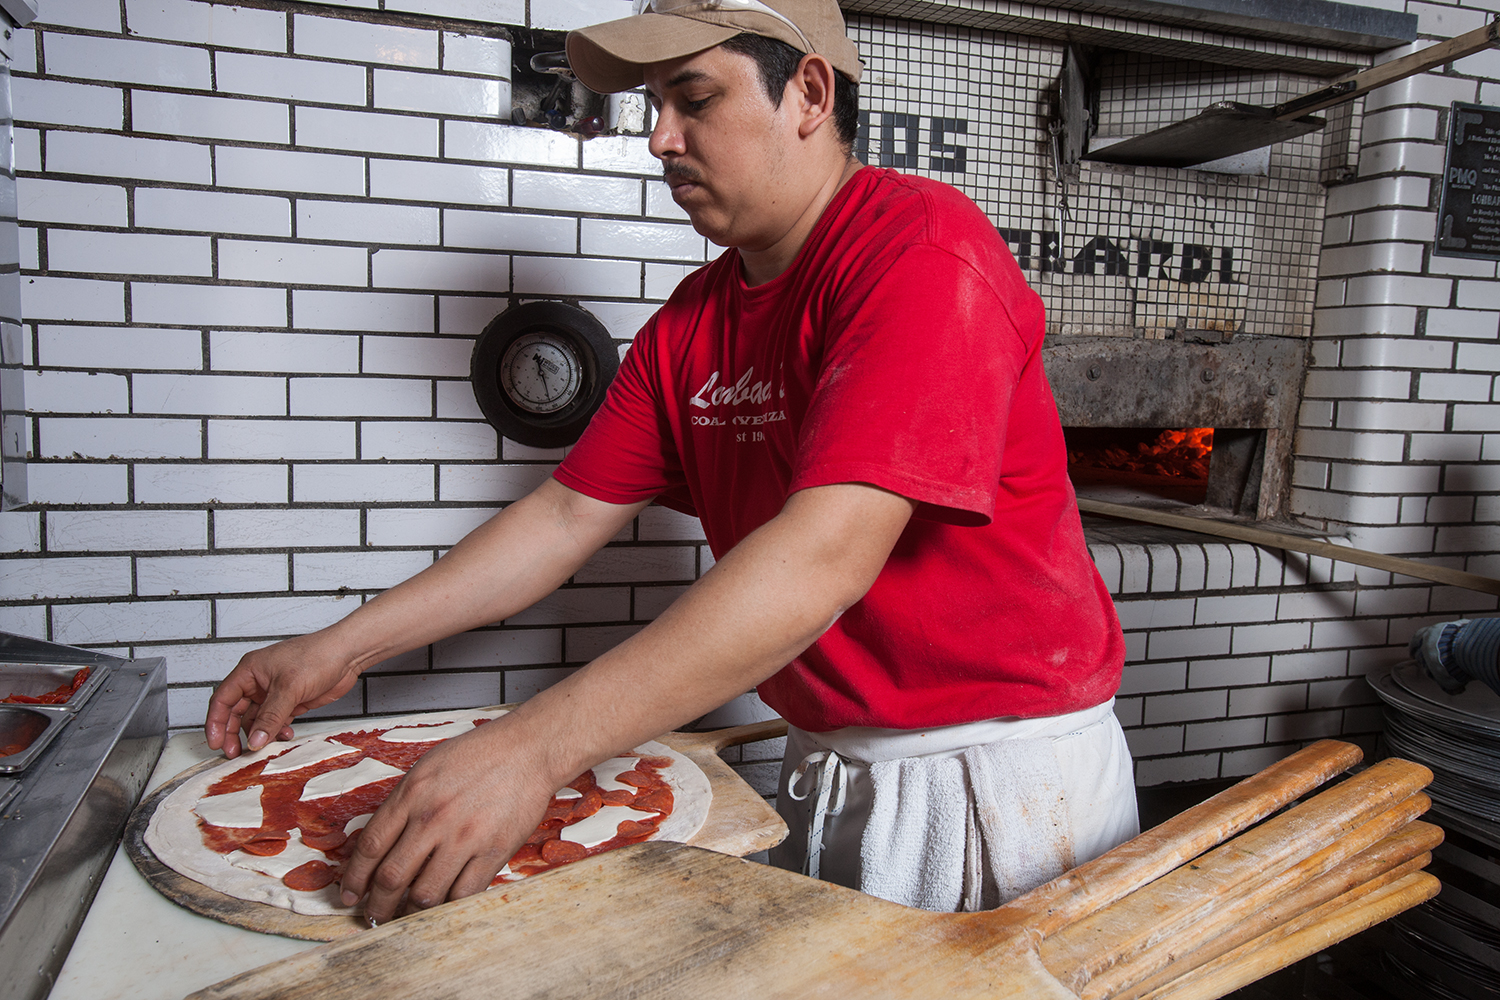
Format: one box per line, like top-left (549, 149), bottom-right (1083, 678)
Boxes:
top-left (194, 722), bottom-right (679, 891)
top-left (0, 712), bottom-right (49, 758)
top-left (3, 667), bottom-right (91, 705)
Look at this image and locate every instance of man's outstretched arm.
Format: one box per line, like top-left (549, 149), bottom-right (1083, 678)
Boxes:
top-left (336, 479), bottom-right (916, 922)
top-left (204, 477), bottom-right (652, 757)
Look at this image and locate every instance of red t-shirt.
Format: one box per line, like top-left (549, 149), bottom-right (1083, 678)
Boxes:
top-left (554, 167), bottom-right (1123, 732)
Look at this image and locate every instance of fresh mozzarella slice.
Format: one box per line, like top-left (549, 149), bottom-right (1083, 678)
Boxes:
top-left (344, 813), bottom-right (372, 834)
top-left (554, 786), bottom-right (582, 800)
top-left (261, 738), bottom-right (359, 775)
top-left (378, 720), bottom-right (477, 743)
top-left (299, 757), bottom-right (404, 801)
top-left (559, 805), bottom-right (661, 849)
top-left (590, 756), bottom-right (645, 793)
top-left (193, 786), bottom-right (264, 828)
top-left (227, 831), bottom-right (330, 879)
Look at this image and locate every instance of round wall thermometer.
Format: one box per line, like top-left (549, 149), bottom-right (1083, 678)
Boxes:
top-left (471, 302), bottom-right (619, 449)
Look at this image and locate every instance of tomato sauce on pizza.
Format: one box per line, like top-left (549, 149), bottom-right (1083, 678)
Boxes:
top-left (193, 719), bottom-right (679, 894)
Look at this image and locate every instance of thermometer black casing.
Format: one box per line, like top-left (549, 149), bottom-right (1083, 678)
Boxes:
top-left (470, 301), bottom-right (620, 449)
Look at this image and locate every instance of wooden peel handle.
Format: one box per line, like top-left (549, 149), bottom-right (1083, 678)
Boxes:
top-left (993, 740), bottom-right (1364, 938)
top-left (677, 718), bottom-right (790, 753)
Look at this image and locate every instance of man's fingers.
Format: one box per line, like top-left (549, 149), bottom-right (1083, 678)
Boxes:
top-left (450, 852), bottom-right (510, 901)
top-left (244, 686), bottom-right (302, 752)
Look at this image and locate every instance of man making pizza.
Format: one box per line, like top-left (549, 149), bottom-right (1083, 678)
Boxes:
top-left (206, 0), bottom-right (1138, 922)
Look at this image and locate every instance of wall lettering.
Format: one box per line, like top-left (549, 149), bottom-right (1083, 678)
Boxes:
top-left (855, 112), bottom-right (970, 173)
top-left (999, 230), bottom-right (1240, 284)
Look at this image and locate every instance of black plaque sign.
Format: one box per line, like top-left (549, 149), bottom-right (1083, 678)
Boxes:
top-left (1436, 102), bottom-right (1500, 260)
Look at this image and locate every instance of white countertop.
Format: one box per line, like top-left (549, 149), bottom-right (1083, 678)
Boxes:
top-left (51, 725), bottom-right (358, 1000)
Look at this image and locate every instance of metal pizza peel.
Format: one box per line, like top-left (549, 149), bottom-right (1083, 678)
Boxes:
top-left (124, 714), bottom-right (788, 942)
top-left (187, 740), bottom-right (1439, 1000)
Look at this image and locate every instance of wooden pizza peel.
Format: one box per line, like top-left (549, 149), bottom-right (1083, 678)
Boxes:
top-left (124, 713), bottom-right (789, 942)
top-left (188, 740), bottom-right (1441, 1000)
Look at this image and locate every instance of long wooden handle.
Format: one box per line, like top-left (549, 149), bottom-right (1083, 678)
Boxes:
top-left (984, 740), bottom-right (1364, 940)
top-left (1087, 818), bottom-right (1441, 1000)
top-left (670, 718), bottom-right (790, 753)
top-left (1275, 18), bottom-right (1500, 119)
top-left (1078, 498), bottom-right (1500, 597)
top-left (1139, 871), bottom-right (1441, 1000)
top-left (1040, 757), bottom-right (1433, 990)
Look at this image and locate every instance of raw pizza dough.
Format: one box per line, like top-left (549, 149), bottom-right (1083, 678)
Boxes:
top-left (145, 709), bottom-right (713, 916)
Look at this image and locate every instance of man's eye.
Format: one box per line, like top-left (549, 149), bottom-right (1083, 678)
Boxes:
top-left (684, 95), bottom-right (710, 110)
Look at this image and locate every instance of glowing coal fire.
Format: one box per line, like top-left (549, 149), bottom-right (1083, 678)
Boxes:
top-left (1066, 428), bottom-right (1214, 481)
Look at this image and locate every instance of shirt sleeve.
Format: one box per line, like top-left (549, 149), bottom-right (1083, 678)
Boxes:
top-left (553, 319), bottom-right (695, 514)
top-left (789, 243), bottom-right (1036, 526)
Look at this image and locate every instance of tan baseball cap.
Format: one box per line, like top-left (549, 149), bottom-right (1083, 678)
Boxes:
top-left (567, 0), bottom-right (863, 94)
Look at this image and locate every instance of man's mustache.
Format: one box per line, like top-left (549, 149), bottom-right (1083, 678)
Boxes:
top-left (663, 163), bottom-right (703, 185)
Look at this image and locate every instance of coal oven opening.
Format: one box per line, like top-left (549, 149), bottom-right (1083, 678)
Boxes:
top-left (1064, 426), bottom-right (1267, 515)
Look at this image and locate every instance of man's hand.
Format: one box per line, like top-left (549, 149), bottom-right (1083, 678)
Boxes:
top-left (337, 716), bottom-right (556, 923)
top-left (206, 634), bottom-right (362, 758)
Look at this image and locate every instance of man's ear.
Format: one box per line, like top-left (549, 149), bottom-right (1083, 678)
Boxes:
top-left (791, 53), bottom-right (838, 139)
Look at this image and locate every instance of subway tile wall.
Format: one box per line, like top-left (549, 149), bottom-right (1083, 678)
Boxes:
top-left (0, 0), bottom-right (1496, 794)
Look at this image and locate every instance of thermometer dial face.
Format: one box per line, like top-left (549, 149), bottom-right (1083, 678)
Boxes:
top-left (500, 333), bottom-right (584, 415)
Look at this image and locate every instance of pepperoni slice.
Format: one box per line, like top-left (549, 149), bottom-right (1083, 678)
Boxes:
top-left (540, 839), bottom-right (587, 864)
top-left (570, 789), bottom-right (603, 822)
top-left (615, 819), bottom-right (661, 840)
top-left (507, 843), bottom-right (542, 866)
top-left (615, 770), bottom-right (653, 789)
top-left (282, 860), bottom-right (338, 891)
top-left (599, 788), bottom-right (635, 806)
top-left (302, 829), bottom-right (348, 852)
top-left (241, 838), bottom-right (290, 857)
top-left (631, 789), bottom-right (674, 814)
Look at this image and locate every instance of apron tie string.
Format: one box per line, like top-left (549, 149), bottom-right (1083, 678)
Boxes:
top-left (786, 748), bottom-right (848, 880)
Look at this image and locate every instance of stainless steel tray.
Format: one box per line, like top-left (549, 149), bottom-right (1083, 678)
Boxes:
top-left (0, 661), bottom-right (105, 710)
top-left (0, 704), bottom-right (71, 774)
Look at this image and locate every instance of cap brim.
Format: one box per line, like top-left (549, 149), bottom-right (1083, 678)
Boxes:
top-left (567, 14), bottom-right (740, 94)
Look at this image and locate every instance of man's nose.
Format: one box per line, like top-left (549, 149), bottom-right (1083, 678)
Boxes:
top-left (649, 108), bottom-right (685, 159)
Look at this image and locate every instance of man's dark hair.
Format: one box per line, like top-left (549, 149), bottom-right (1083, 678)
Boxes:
top-left (720, 32), bottom-right (859, 149)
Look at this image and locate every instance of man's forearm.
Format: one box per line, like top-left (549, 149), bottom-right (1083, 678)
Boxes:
top-left (494, 481), bottom-right (916, 791)
top-left (316, 479), bottom-right (649, 675)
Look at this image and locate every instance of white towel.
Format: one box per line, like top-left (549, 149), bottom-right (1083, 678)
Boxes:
top-left (859, 754), bottom-right (970, 911)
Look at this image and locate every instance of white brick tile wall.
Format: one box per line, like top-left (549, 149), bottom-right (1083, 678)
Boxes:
top-left (214, 508), bottom-right (361, 548)
top-left (583, 300), bottom-right (657, 339)
top-left (634, 584), bottom-right (689, 621)
top-left (219, 240), bottom-right (368, 286)
top-left (441, 33), bottom-right (510, 77)
top-left (26, 464), bottom-right (129, 505)
top-left (431, 630), bottom-right (556, 671)
top-left (289, 376), bottom-right (431, 417)
top-left (24, 370), bottom-right (129, 413)
top-left (134, 464), bottom-right (289, 504)
top-left (132, 283), bottom-right (288, 328)
top-left (1184, 717), bottom-right (1266, 752)
top-left (293, 14), bottom-right (438, 68)
top-left (38, 326), bottom-right (203, 370)
top-left (374, 69), bottom-right (506, 117)
top-left (1143, 689), bottom-right (1226, 725)
top-left (293, 289), bottom-right (434, 332)
top-left (513, 170), bottom-right (640, 215)
top-left (15, 129), bottom-right (40, 173)
top-left (1358, 106), bottom-right (1439, 144)
top-left (368, 670), bottom-right (503, 713)
top-left (216, 148), bottom-right (366, 197)
top-left (0, 556), bottom-right (130, 600)
top-left (18, 178), bottom-right (127, 226)
top-left (1188, 656), bottom-right (1268, 687)
top-left (294, 463), bottom-right (434, 502)
top-left (39, 0), bottom-right (122, 30)
top-left (48, 510), bottom-right (207, 551)
top-left (638, 506), bottom-right (706, 541)
top-left (436, 379), bottom-right (486, 418)
top-left (133, 91), bottom-right (289, 144)
top-left (1118, 661), bottom-right (1187, 695)
top-left (581, 136), bottom-right (658, 176)
top-left (215, 51), bottom-right (367, 105)
top-left (574, 546), bottom-right (697, 584)
top-left (438, 463), bottom-right (552, 502)
top-left (372, 248), bottom-right (508, 292)
top-left (136, 188), bottom-right (291, 237)
top-left (216, 593), bottom-right (361, 637)
top-left (365, 507), bottom-right (494, 547)
top-left (46, 132), bottom-right (211, 185)
top-left (45, 33), bottom-right (212, 90)
top-left (293, 550), bottom-right (435, 591)
top-left (444, 210), bottom-right (575, 253)
top-left (1232, 621), bottom-right (1311, 655)
top-left (514, 255), bottom-right (639, 297)
top-left (23, 277), bottom-right (126, 322)
top-left (567, 623), bottom-right (646, 660)
top-left (446, 121), bottom-right (576, 167)
top-left (12, 78), bottom-right (123, 130)
top-left (126, 0), bottom-right (288, 52)
top-left (53, 600), bottom-right (212, 645)
top-left (40, 417), bottom-right (201, 459)
top-left (49, 230), bottom-right (212, 278)
top-left (165, 686), bottom-right (212, 727)
top-left (299, 200), bottom-right (439, 246)
top-left (1296, 429), bottom-right (1405, 463)
top-left (295, 107), bottom-right (439, 158)
top-left (644, 262), bottom-right (694, 299)
top-left (361, 421), bottom-right (498, 460)
top-left (0, 606), bottom-right (46, 636)
top-left (581, 218), bottom-right (705, 261)
top-left (138, 553), bottom-right (288, 596)
top-left (533, 0), bottom-right (633, 31)
top-left (371, 159), bottom-right (509, 206)
top-left (210, 332), bottom-right (358, 374)
top-left (362, 335), bottom-right (472, 377)
top-left (208, 420), bottom-right (355, 460)
top-left (134, 373), bottom-right (286, 416)
top-left (392, 0), bottom-right (524, 20)
top-left (1115, 596), bottom-right (1193, 630)
top-left (506, 588), bottom-right (631, 626)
